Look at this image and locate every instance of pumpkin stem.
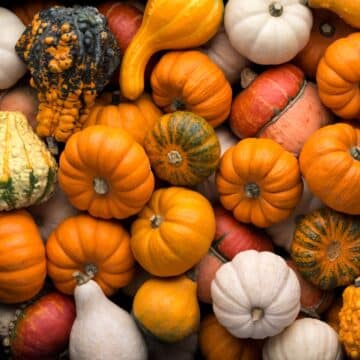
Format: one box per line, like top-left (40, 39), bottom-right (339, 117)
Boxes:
top-left (327, 241), bottom-right (341, 261)
top-left (244, 183), bottom-right (260, 198)
top-left (355, 277), bottom-right (360, 287)
top-left (251, 307), bottom-right (264, 321)
top-left (93, 177), bottom-right (109, 195)
top-left (150, 214), bottom-right (163, 228)
top-left (241, 67), bottom-right (258, 89)
top-left (170, 98), bottom-right (186, 112)
top-left (269, 2), bottom-right (283, 17)
top-left (73, 264), bottom-right (97, 286)
top-left (320, 22), bottom-right (335, 37)
top-left (45, 137), bottom-right (59, 156)
top-left (350, 146), bottom-right (360, 161)
top-left (167, 150), bottom-right (183, 166)
top-left (186, 267), bottom-right (198, 282)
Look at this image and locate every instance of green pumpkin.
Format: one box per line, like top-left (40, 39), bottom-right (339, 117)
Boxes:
top-left (0, 111), bottom-right (57, 210)
top-left (144, 111), bottom-right (221, 186)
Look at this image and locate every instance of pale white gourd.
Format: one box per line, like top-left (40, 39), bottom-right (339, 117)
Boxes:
top-left (211, 250), bottom-right (300, 339)
top-left (0, 8), bottom-right (27, 89)
top-left (263, 318), bottom-right (343, 360)
top-left (224, 0), bottom-right (313, 65)
top-left (69, 276), bottom-right (147, 360)
top-left (266, 179), bottom-right (323, 252)
top-left (203, 26), bottom-right (250, 84)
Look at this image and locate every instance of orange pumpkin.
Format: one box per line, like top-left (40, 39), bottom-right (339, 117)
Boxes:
top-left (58, 125), bottom-right (155, 220)
top-left (150, 50), bottom-right (232, 127)
top-left (0, 210), bottom-right (46, 303)
top-left (83, 94), bottom-right (162, 145)
top-left (46, 214), bottom-right (135, 296)
top-left (299, 122), bottom-right (360, 214)
top-left (316, 33), bottom-right (360, 120)
top-left (216, 138), bottom-right (303, 228)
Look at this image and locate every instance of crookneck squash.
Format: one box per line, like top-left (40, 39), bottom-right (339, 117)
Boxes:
top-left (216, 138), bottom-right (303, 228)
top-left (15, 6), bottom-right (120, 142)
top-left (0, 111), bottom-right (57, 211)
top-left (291, 207), bottom-right (360, 290)
top-left (150, 51), bottom-right (232, 127)
top-left (144, 111), bottom-right (221, 186)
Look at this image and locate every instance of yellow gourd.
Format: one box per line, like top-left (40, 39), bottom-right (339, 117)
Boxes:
top-left (119, 0), bottom-right (223, 100)
top-left (307, 0), bottom-right (360, 28)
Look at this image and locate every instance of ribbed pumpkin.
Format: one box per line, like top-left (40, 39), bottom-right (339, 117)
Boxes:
top-left (0, 210), bottom-right (46, 303)
top-left (58, 125), bottom-right (154, 219)
top-left (130, 187), bottom-right (215, 277)
top-left (216, 138), bottom-right (303, 228)
top-left (299, 122), bottom-right (360, 215)
top-left (83, 94), bottom-right (162, 145)
top-left (144, 111), bottom-right (221, 186)
top-left (0, 111), bottom-right (57, 211)
top-left (46, 214), bottom-right (135, 296)
top-left (150, 51), bottom-right (232, 127)
top-left (291, 207), bottom-right (360, 290)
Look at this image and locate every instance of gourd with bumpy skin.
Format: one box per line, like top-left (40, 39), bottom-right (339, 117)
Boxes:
top-left (15, 6), bottom-right (120, 142)
top-left (0, 111), bottom-right (57, 211)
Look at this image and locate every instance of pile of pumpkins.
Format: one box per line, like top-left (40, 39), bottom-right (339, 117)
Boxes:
top-left (1, 0), bottom-right (360, 359)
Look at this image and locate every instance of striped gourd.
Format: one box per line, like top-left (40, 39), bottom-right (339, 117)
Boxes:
top-left (144, 111), bottom-right (221, 186)
top-left (291, 207), bottom-right (360, 290)
top-left (0, 111), bottom-right (57, 210)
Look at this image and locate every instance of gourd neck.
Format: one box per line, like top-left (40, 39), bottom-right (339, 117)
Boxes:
top-left (320, 22), bottom-right (335, 37)
top-left (269, 2), bottom-right (283, 17)
top-left (93, 177), bottom-right (109, 195)
top-left (168, 150), bottom-right (183, 166)
top-left (350, 146), bottom-right (360, 161)
top-left (244, 183), bottom-right (260, 198)
top-left (150, 214), bottom-right (163, 228)
top-left (251, 307), bottom-right (264, 321)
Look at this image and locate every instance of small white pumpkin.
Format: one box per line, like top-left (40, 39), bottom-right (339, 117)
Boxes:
top-left (211, 250), bottom-right (301, 339)
top-left (0, 7), bottom-right (27, 89)
top-left (263, 318), bottom-right (343, 360)
top-left (224, 0), bottom-right (313, 65)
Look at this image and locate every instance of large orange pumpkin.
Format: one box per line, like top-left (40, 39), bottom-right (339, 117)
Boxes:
top-left (46, 214), bottom-right (135, 296)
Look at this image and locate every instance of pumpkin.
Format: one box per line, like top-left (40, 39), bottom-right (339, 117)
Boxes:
top-left (230, 64), bottom-right (332, 156)
top-left (0, 210), bottom-right (46, 303)
top-left (58, 125), bottom-right (154, 220)
top-left (84, 93), bottom-right (161, 145)
top-left (119, 0), bottom-right (223, 100)
top-left (211, 250), bottom-right (301, 339)
top-left (0, 111), bottom-right (57, 211)
top-left (0, 8), bottom-right (27, 90)
top-left (263, 318), bottom-right (343, 360)
top-left (132, 274), bottom-right (200, 343)
top-left (316, 33), bottom-right (360, 120)
top-left (46, 214), bottom-right (135, 296)
top-left (299, 122), bottom-right (360, 214)
top-left (130, 187), bottom-right (215, 277)
top-left (144, 111), bottom-right (221, 186)
top-left (15, 6), bottom-right (120, 142)
top-left (70, 275), bottom-right (147, 360)
top-left (306, 0), bottom-right (360, 28)
top-left (216, 138), bottom-right (303, 228)
top-left (293, 9), bottom-right (355, 79)
top-left (291, 207), bottom-right (360, 290)
top-left (150, 51), bottom-right (232, 127)
top-left (324, 296), bottom-right (342, 333)
top-left (224, 0), bottom-right (313, 65)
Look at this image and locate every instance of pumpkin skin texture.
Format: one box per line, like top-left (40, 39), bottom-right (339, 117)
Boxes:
top-left (291, 207), bottom-right (360, 290)
top-left (0, 111), bottom-right (57, 211)
top-left (230, 64), bottom-right (332, 156)
top-left (299, 122), bottom-right (360, 214)
top-left (293, 9), bottom-right (355, 79)
top-left (224, 0), bottom-right (313, 65)
top-left (211, 250), bottom-right (301, 339)
top-left (131, 187), bottom-right (215, 277)
top-left (58, 125), bottom-right (154, 220)
top-left (46, 214), bottom-right (135, 296)
top-left (199, 314), bottom-right (262, 360)
top-left (216, 138), bottom-right (303, 228)
top-left (263, 318), bottom-right (343, 360)
top-left (119, 0), bottom-right (223, 100)
top-left (0, 210), bottom-right (46, 304)
top-left (150, 51), bottom-right (232, 127)
top-left (144, 111), bottom-right (221, 186)
top-left (316, 33), bottom-right (360, 120)
top-left (132, 275), bottom-right (200, 343)
top-left (83, 94), bottom-right (162, 145)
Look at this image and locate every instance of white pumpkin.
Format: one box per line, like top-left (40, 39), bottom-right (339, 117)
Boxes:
top-left (211, 250), bottom-right (301, 339)
top-left (202, 26), bottom-right (250, 84)
top-left (266, 179), bottom-right (323, 252)
top-left (263, 318), bottom-right (343, 360)
top-left (224, 0), bottom-right (313, 65)
top-left (0, 8), bottom-right (27, 89)
top-left (69, 276), bottom-right (147, 360)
